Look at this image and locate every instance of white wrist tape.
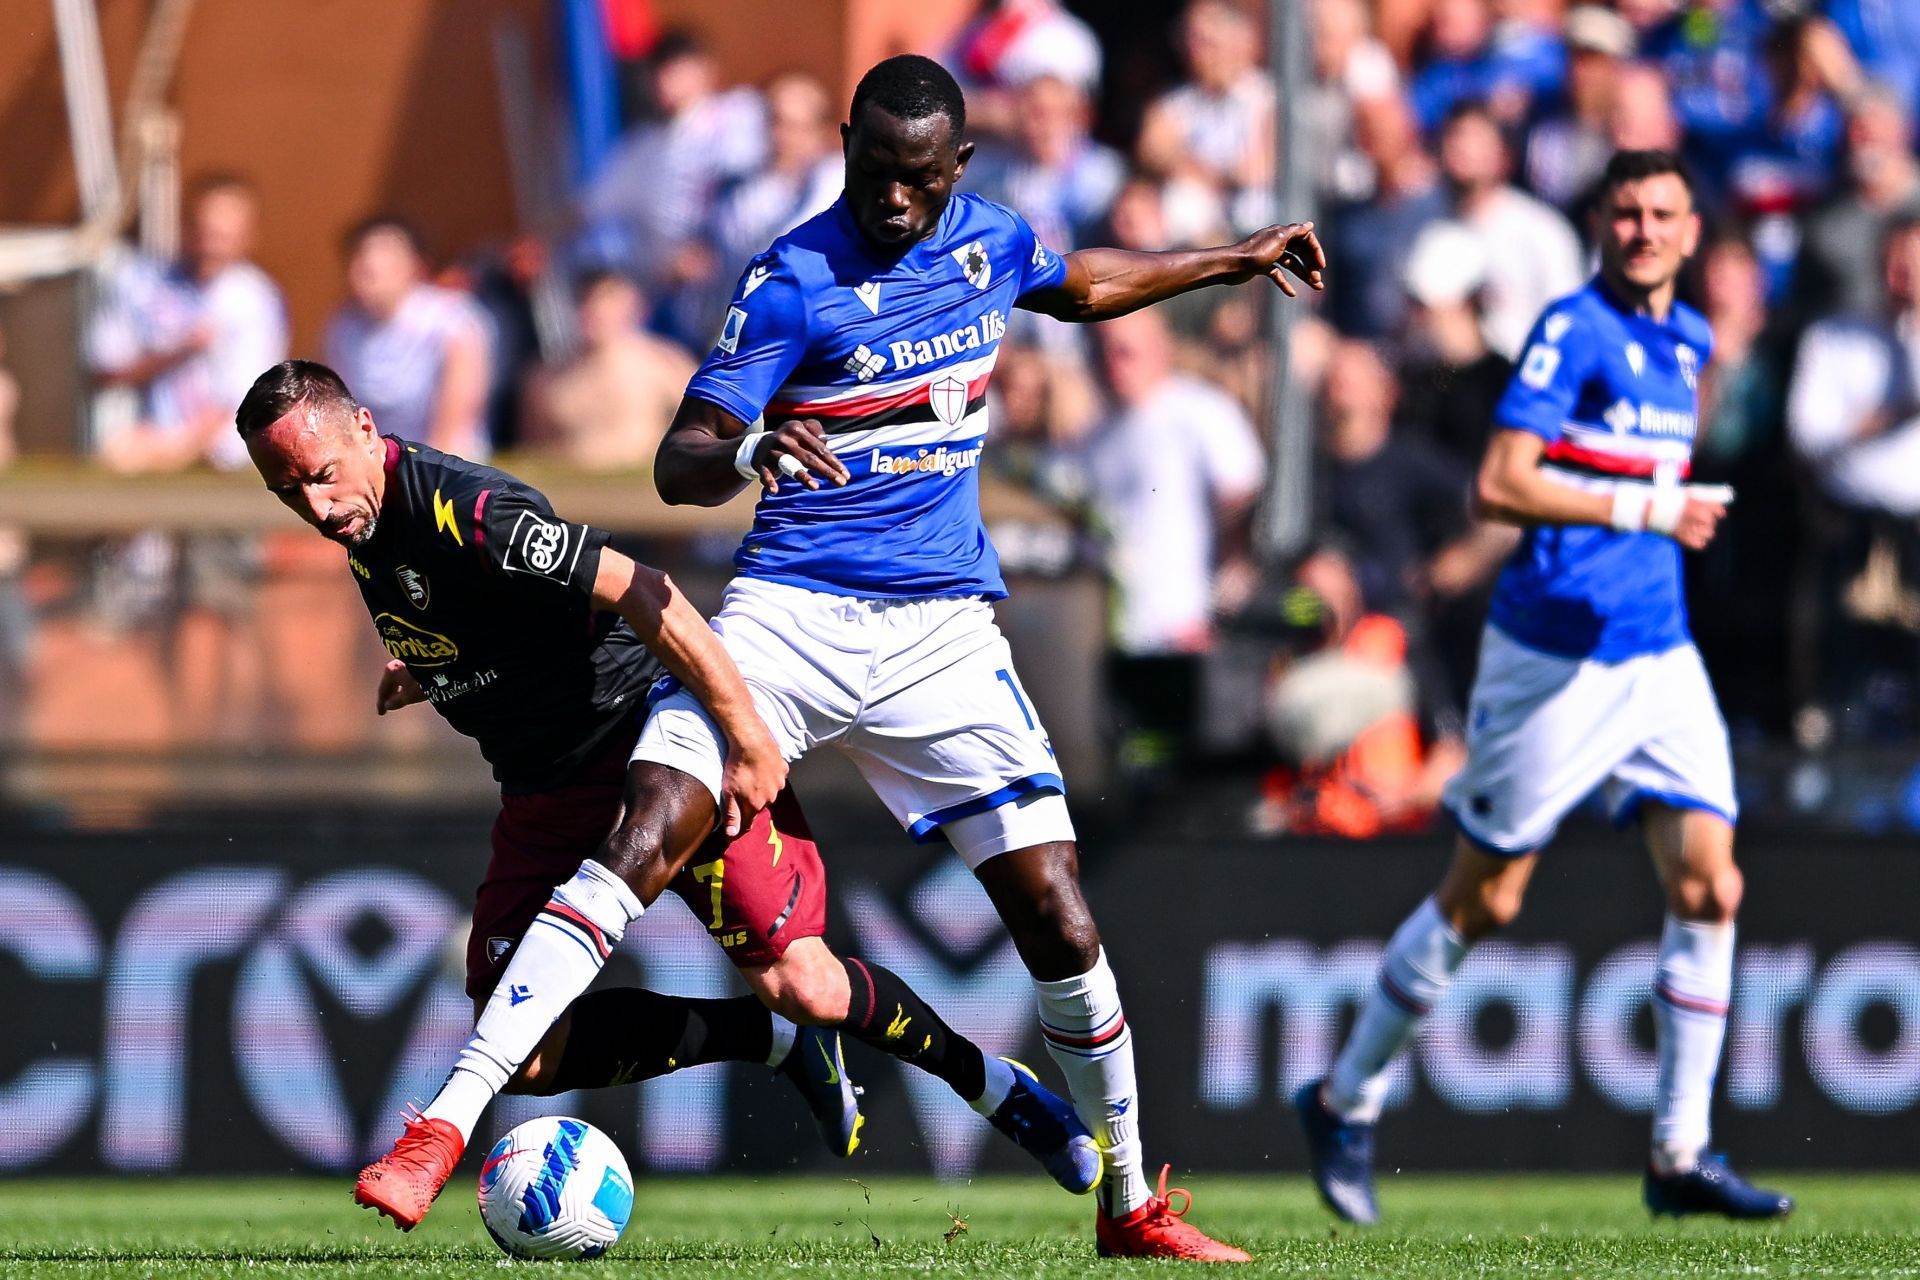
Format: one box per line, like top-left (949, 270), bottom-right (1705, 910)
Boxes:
top-left (1609, 483), bottom-right (1735, 536)
top-left (733, 429), bottom-right (768, 482)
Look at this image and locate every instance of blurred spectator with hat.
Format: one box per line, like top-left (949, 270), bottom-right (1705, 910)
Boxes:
top-left (1395, 220), bottom-right (1514, 469)
top-left (1525, 4), bottom-right (1638, 212)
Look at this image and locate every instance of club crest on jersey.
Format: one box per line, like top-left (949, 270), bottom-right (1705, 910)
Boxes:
top-left (1676, 344), bottom-right (1698, 390)
top-left (929, 374), bottom-right (969, 426)
top-left (487, 936), bottom-right (515, 964)
top-left (952, 240), bottom-right (991, 290)
top-left (395, 565), bottom-right (430, 609)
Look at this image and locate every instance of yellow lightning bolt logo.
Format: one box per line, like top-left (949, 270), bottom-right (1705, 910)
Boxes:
top-left (433, 489), bottom-right (462, 546)
top-left (768, 822), bottom-right (784, 867)
top-left (886, 1005), bottom-right (912, 1041)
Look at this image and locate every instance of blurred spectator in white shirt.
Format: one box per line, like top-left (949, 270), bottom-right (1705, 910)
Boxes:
top-left (1306, 0), bottom-right (1403, 205)
top-left (1524, 5), bottom-right (1637, 212)
top-left (1434, 102), bottom-right (1584, 359)
top-left (1081, 307), bottom-right (1265, 657)
top-left (969, 74), bottom-right (1125, 255)
top-left (711, 74), bottom-right (841, 274)
top-left (521, 271), bottom-right (695, 471)
top-left (1076, 307), bottom-right (1265, 779)
top-left (1787, 214), bottom-right (1920, 518)
top-left (1791, 84), bottom-right (1920, 324)
top-left (578, 30), bottom-right (766, 287)
top-left (326, 217), bottom-right (491, 457)
top-left (89, 175), bottom-right (287, 472)
top-left (85, 176), bottom-right (288, 740)
top-left (1137, 0), bottom-right (1276, 235)
top-left (950, 0), bottom-right (1103, 137)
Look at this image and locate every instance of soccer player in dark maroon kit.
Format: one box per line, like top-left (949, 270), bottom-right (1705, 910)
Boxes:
top-left (236, 359), bottom-right (1097, 1230)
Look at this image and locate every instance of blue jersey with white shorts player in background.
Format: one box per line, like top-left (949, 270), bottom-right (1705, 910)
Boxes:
top-left (1487, 277), bottom-right (1714, 663)
top-left (684, 192), bottom-right (1067, 601)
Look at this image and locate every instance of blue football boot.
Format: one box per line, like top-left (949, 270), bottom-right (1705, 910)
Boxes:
top-left (987, 1058), bottom-right (1103, 1195)
top-left (1645, 1152), bottom-right (1793, 1220)
top-left (1294, 1078), bottom-right (1379, 1225)
top-left (777, 1027), bottom-right (865, 1157)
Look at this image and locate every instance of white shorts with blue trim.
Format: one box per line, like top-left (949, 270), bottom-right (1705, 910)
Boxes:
top-left (631, 575), bottom-right (1074, 868)
top-left (1441, 625), bottom-right (1736, 856)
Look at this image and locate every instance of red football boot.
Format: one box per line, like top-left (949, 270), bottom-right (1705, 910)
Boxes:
top-left (1096, 1165), bottom-right (1252, 1262)
top-left (354, 1108), bottom-right (465, 1231)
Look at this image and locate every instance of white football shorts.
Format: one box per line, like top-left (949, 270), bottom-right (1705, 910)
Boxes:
top-left (1441, 625), bottom-right (1737, 855)
top-left (632, 575), bottom-right (1075, 867)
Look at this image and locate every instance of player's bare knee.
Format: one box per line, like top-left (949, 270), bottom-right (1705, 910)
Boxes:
top-left (751, 945), bottom-right (851, 1024)
top-left (1022, 876), bottom-right (1100, 968)
top-left (1671, 862), bottom-right (1742, 923)
top-left (1447, 880), bottom-right (1526, 939)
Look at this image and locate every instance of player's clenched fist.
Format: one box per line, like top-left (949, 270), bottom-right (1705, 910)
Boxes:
top-left (1670, 493), bottom-right (1727, 551)
top-left (376, 659), bottom-right (426, 714)
top-left (1235, 221), bottom-right (1327, 297)
top-left (738, 419), bottom-right (851, 494)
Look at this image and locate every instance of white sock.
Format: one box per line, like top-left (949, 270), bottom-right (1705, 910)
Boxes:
top-left (967, 1055), bottom-right (1019, 1118)
top-left (1326, 897), bottom-right (1469, 1124)
top-left (1651, 914), bottom-right (1734, 1175)
top-left (1035, 949), bottom-right (1150, 1216)
top-left (421, 861), bottom-right (642, 1141)
top-left (766, 1014), bottom-right (798, 1069)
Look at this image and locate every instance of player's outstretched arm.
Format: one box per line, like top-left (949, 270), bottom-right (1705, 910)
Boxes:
top-left (591, 546), bottom-right (787, 834)
top-left (1474, 429), bottom-right (1728, 551)
top-left (655, 397), bottom-right (849, 506)
top-left (1018, 222), bottom-right (1325, 323)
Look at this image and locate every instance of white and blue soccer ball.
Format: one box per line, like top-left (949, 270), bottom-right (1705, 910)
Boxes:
top-left (477, 1116), bottom-right (633, 1261)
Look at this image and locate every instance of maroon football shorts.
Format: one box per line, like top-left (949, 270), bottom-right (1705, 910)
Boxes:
top-left (466, 725), bottom-right (828, 1000)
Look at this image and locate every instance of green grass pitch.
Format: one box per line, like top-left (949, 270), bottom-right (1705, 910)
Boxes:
top-left (1, 1174), bottom-right (1915, 1278)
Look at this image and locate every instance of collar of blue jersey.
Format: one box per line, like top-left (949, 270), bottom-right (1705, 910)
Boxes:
top-left (1589, 273), bottom-right (1686, 334)
top-left (831, 194), bottom-right (962, 270)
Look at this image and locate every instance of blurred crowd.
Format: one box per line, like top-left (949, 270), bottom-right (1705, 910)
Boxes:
top-left (12, 0), bottom-right (1920, 834)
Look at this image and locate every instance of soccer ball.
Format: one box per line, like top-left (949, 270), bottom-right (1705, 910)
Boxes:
top-left (477, 1116), bottom-right (633, 1260)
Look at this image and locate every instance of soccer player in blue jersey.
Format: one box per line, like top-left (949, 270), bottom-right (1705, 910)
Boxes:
top-left (631, 56), bottom-right (1322, 1261)
top-left (357, 55), bottom-right (1320, 1260)
top-left (1296, 150), bottom-right (1792, 1224)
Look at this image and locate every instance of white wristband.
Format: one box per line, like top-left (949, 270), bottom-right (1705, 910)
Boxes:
top-left (1645, 487), bottom-right (1688, 536)
top-left (1609, 483), bottom-right (1734, 536)
top-left (1609, 486), bottom-right (1652, 532)
top-left (733, 430), bottom-right (767, 482)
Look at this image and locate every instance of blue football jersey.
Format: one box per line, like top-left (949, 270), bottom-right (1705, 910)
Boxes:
top-left (1487, 278), bottom-right (1715, 662)
top-left (684, 192), bottom-right (1068, 600)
